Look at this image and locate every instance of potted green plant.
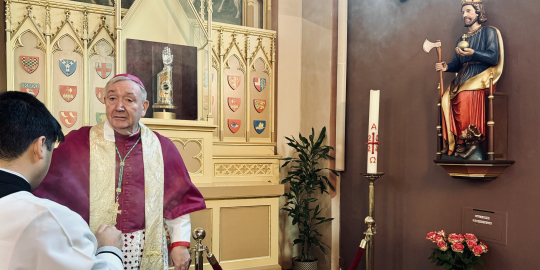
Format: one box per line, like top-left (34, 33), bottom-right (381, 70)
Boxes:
top-left (281, 127), bottom-right (338, 270)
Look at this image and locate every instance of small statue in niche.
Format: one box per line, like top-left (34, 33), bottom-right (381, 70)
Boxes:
top-left (455, 125), bottom-right (484, 159)
top-left (153, 46), bottom-right (177, 119)
top-left (434, 0), bottom-right (504, 158)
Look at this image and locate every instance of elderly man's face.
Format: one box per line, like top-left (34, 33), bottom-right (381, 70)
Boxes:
top-left (105, 80), bottom-right (149, 135)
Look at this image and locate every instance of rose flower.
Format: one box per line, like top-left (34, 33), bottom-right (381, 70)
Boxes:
top-left (448, 233), bottom-right (461, 244)
top-left (437, 241), bottom-right (448, 251)
top-left (451, 243), bottom-right (465, 253)
top-left (434, 235), bottom-right (444, 243)
top-left (464, 233), bottom-right (477, 242)
top-left (426, 231), bottom-right (437, 242)
top-left (466, 239), bottom-right (478, 248)
top-left (472, 245), bottom-right (484, 256)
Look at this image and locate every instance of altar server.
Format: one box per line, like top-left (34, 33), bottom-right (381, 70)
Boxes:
top-left (0, 91), bottom-right (123, 270)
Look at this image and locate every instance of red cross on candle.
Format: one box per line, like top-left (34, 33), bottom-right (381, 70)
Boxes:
top-left (96, 63), bottom-right (112, 78)
top-left (365, 132), bottom-right (380, 154)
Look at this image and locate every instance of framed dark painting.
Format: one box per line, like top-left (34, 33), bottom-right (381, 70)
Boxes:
top-left (126, 39), bottom-right (198, 120)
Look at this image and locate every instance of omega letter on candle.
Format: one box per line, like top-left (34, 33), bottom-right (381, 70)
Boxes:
top-left (366, 90), bottom-right (380, 173)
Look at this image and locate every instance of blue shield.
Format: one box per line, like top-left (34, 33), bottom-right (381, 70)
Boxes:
top-left (254, 120), bottom-right (266, 134)
top-left (59, 59), bottom-right (77, 76)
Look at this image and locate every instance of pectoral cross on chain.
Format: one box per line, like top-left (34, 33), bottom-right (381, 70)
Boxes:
top-left (108, 202), bottom-right (121, 225)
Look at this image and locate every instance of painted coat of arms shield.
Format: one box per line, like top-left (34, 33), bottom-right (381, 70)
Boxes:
top-left (254, 120), bottom-right (266, 134)
top-left (59, 85), bottom-right (77, 102)
top-left (60, 111), bottom-right (77, 128)
top-left (228, 97), bottom-right (241, 112)
top-left (20, 56), bottom-right (39, 74)
top-left (59, 59), bottom-right (77, 76)
top-left (20, 83), bottom-right (40, 97)
top-left (96, 87), bottom-right (106, 104)
top-left (253, 78), bottom-right (266, 92)
top-left (228, 119), bottom-right (241, 133)
top-left (96, 113), bottom-right (107, 123)
top-left (228, 75), bottom-right (241, 90)
top-left (253, 99), bottom-right (266, 113)
top-left (95, 62), bottom-right (112, 79)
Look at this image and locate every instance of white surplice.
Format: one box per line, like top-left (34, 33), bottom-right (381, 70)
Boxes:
top-left (0, 189), bottom-right (124, 270)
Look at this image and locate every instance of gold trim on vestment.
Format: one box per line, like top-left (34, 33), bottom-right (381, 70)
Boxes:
top-left (139, 122), bottom-right (165, 270)
top-left (442, 27), bottom-right (504, 154)
top-left (89, 122), bottom-right (117, 232)
top-left (89, 122), bottom-right (165, 270)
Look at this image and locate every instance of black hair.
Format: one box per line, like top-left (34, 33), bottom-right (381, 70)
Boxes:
top-left (0, 91), bottom-right (65, 161)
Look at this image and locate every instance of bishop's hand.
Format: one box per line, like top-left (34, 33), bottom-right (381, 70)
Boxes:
top-left (435, 62), bottom-right (448, 72)
top-left (169, 246), bottom-right (191, 270)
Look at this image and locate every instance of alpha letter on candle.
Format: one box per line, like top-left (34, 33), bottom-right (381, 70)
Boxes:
top-left (366, 90), bottom-right (380, 173)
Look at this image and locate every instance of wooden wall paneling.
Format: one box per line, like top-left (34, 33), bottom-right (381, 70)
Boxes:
top-left (51, 10), bottom-right (84, 134)
top-left (87, 15), bottom-right (115, 126)
top-left (249, 47), bottom-right (271, 142)
top-left (9, 5), bottom-right (46, 98)
top-left (13, 30), bottom-right (46, 102)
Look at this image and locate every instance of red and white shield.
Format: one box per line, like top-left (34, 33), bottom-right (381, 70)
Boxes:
top-left (59, 111), bottom-right (77, 128)
top-left (20, 83), bottom-right (40, 97)
top-left (95, 87), bottom-right (105, 104)
top-left (95, 62), bottom-right (112, 79)
top-left (228, 97), bottom-right (241, 112)
top-left (20, 56), bottom-right (39, 74)
top-left (228, 119), bottom-right (241, 133)
top-left (228, 75), bottom-right (241, 90)
top-left (253, 99), bottom-right (266, 113)
top-left (59, 85), bottom-right (77, 102)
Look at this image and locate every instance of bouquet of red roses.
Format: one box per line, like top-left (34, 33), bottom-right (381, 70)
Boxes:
top-left (426, 230), bottom-right (489, 270)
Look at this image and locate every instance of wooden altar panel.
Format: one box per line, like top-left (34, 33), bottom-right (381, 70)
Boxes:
top-left (223, 55), bottom-right (246, 140)
top-left (13, 31), bottom-right (46, 103)
top-left (249, 58), bottom-right (271, 141)
top-left (89, 40), bottom-right (115, 125)
top-left (220, 206), bottom-right (270, 261)
top-left (52, 35), bottom-right (84, 133)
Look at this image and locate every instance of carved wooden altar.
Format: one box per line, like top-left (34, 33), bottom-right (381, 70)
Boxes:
top-left (5, 0), bottom-right (280, 269)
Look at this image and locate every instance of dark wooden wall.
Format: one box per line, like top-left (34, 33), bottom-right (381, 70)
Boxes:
top-left (341, 0), bottom-right (540, 269)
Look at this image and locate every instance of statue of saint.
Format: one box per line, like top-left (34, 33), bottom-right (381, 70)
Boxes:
top-left (435, 0), bottom-right (504, 158)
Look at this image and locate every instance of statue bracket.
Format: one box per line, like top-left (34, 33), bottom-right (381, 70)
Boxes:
top-left (434, 160), bottom-right (514, 181)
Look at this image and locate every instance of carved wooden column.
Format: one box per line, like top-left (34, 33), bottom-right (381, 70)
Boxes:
top-left (5, 0), bottom-right (12, 91)
top-left (246, 0), bottom-right (254, 27)
top-left (44, 3), bottom-right (51, 108)
top-left (207, 0), bottom-right (214, 124)
top-left (114, 0), bottom-right (121, 74)
top-left (266, 0), bottom-right (271, 30)
top-left (82, 8), bottom-right (89, 125)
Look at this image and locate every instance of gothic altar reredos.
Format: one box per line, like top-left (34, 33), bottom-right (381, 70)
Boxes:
top-left (5, 0), bottom-right (281, 269)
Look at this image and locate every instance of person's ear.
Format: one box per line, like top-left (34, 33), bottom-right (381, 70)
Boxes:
top-left (32, 136), bottom-right (47, 161)
top-left (141, 100), bottom-right (150, 117)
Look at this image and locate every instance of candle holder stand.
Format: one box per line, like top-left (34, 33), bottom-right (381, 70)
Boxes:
top-left (359, 172), bottom-right (384, 270)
